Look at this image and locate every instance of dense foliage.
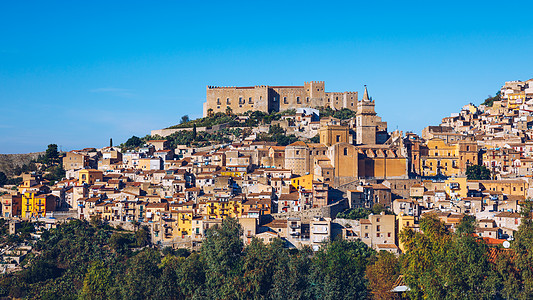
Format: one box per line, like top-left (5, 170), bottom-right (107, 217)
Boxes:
top-left (256, 124), bottom-right (299, 146)
top-left (167, 110), bottom-right (298, 130)
top-left (398, 206), bottom-right (533, 300)
top-left (0, 218), bottom-right (378, 299)
top-left (4, 144), bottom-right (65, 186)
top-left (482, 91), bottom-right (501, 107)
top-left (466, 164), bottom-right (491, 180)
top-left (336, 204), bottom-right (390, 220)
top-left (317, 107), bottom-right (357, 120)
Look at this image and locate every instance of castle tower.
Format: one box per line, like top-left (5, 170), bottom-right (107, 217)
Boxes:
top-left (356, 85), bottom-right (377, 145)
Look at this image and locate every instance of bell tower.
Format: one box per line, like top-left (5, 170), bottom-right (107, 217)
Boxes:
top-left (356, 85), bottom-right (377, 145)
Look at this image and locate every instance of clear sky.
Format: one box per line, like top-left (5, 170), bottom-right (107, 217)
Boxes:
top-left (1, 1), bottom-right (532, 153)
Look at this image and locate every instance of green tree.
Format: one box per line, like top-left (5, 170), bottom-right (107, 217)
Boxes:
top-left (310, 134), bottom-right (320, 143)
top-left (201, 218), bottom-right (243, 299)
top-left (508, 200), bottom-right (533, 299)
top-left (482, 91), bottom-right (501, 107)
top-left (400, 214), bottom-right (499, 299)
top-left (119, 249), bottom-right (162, 300)
top-left (226, 106), bottom-right (233, 116)
top-left (180, 114), bottom-right (190, 124)
top-left (466, 165), bottom-right (491, 180)
top-left (44, 144), bottom-right (59, 165)
top-left (80, 261), bottom-right (112, 299)
top-left (337, 207), bottom-right (373, 220)
top-left (310, 239), bottom-right (374, 299)
top-left (192, 123), bottom-right (197, 140)
top-left (269, 124), bottom-right (285, 135)
top-left (124, 136), bottom-right (143, 149)
top-left (442, 216), bottom-right (497, 299)
top-left (366, 251), bottom-right (400, 300)
top-left (134, 225), bottom-right (151, 247)
top-left (0, 172), bottom-right (7, 186)
top-left (400, 214), bottom-right (451, 299)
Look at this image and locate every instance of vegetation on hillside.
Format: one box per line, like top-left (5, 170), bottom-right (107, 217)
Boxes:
top-left (336, 204), bottom-right (390, 220)
top-left (482, 91), bottom-right (501, 107)
top-left (2, 205), bottom-right (533, 299)
top-left (316, 107), bottom-right (357, 120)
top-left (255, 124), bottom-right (299, 146)
top-left (0, 144), bottom-right (65, 187)
top-left (166, 110), bottom-right (298, 130)
top-left (466, 164), bottom-right (491, 180)
top-left (0, 218), bottom-right (376, 299)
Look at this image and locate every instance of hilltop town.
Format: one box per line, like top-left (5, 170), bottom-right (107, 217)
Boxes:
top-left (2, 79), bottom-right (533, 270)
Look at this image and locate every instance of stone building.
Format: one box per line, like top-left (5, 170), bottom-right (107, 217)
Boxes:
top-left (203, 81), bottom-right (359, 116)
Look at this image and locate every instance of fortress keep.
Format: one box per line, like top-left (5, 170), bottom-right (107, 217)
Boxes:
top-left (203, 81), bottom-right (359, 116)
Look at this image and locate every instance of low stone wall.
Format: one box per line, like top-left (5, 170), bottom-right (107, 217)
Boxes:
top-left (272, 199), bottom-right (348, 221)
top-left (151, 127), bottom-right (207, 137)
top-left (151, 122), bottom-right (234, 138)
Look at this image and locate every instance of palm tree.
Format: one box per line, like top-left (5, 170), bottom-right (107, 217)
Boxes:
top-left (207, 108), bottom-right (214, 117)
top-left (225, 106), bottom-right (233, 116)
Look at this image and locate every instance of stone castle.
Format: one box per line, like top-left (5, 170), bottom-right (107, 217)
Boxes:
top-left (203, 81), bottom-right (360, 116)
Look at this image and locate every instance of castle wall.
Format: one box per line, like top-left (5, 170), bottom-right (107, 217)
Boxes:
top-left (205, 85), bottom-right (269, 115)
top-left (204, 81), bottom-right (359, 117)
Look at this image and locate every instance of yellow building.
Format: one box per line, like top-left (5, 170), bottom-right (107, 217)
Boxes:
top-left (421, 138), bottom-right (477, 177)
top-left (78, 169), bottom-right (103, 185)
top-left (291, 174), bottom-right (314, 190)
top-left (477, 180), bottom-right (528, 197)
top-left (220, 170), bottom-right (247, 178)
top-left (397, 212), bottom-right (416, 253)
top-left (445, 177), bottom-right (468, 199)
top-left (176, 210), bottom-right (193, 237)
top-left (205, 198), bottom-right (243, 219)
top-left (507, 92), bottom-right (525, 110)
top-left (21, 192), bottom-right (57, 219)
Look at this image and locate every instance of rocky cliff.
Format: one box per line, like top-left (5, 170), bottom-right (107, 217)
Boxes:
top-left (0, 152), bottom-right (44, 176)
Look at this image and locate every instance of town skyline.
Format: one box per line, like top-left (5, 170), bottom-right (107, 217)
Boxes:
top-left (2, 1), bottom-right (533, 153)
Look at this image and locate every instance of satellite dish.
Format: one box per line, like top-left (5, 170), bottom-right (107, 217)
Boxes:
top-left (503, 241), bottom-right (511, 249)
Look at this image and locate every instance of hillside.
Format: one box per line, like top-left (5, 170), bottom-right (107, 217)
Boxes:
top-left (0, 152), bottom-right (44, 176)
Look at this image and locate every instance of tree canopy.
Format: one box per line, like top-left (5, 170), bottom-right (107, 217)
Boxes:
top-left (466, 164), bottom-right (491, 180)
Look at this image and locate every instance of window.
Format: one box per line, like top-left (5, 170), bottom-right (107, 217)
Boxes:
top-left (376, 233), bottom-right (380, 237)
top-left (344, 148), bottom-right (348, 156)
top-left (376, 225), bottom-right (381, 231)
top-left (284, 97), bottom-right (288, 104)
top-left (388, 232), bottom-right (391, 238)
top-left (248, 97), bottom-right (253, 103)
top-left (297, 97), bottom-right (301, 104)
top-left (226, 98), bottom-right (230, 104)
top-left (239, 97), bottom-right (243, 104)
top-left (296, 150), bottom-right (300, 155)
top-left (217, 98), bottom-right (221, 105)
top-left (336, 135), bottom-right (340, 142)
top-left (376, 218), bottom-right (380, 222)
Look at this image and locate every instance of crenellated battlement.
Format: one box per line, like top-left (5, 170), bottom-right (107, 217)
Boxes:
top-left (204, 81), bottom-right (369, 117)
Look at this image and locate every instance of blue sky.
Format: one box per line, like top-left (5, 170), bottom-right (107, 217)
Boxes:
top-left (1, 1), bottom-right (532, 153)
